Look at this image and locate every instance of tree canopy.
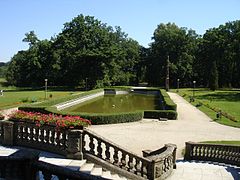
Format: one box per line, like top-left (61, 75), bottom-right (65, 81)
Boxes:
top-left (5, 15), bottom-right (240, 89)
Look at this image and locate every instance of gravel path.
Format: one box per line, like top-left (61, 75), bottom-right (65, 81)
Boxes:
top-left (89, 92), bottom-right (240, 158)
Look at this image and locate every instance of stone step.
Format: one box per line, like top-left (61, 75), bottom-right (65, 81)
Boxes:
top-left (90, 167), bottom-right (103, 176)
top-left (102, 171), bottom-right (112, 179)
top-left (80, 163), bottom-right (95, 173)
top-left (67, 159), bottom-right (87, 171)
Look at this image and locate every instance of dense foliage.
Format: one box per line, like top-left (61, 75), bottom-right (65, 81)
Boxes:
top-left (7, 15), bottom-right (140, 88)
top-left (0, 62), bottom-right (7, 78)
top-left (5, 14), bottom-right (240, 89)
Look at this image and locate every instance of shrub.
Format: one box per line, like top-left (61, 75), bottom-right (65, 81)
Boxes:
top-left (59, 111), bottom-right (143, 125)
top-left (144, 110), bottom-right (177, 120)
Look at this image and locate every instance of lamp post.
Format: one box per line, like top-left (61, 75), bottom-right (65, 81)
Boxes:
top-left (192, 80), bottom-right (196, 102)
top-left (177, 79), bottom-right (180, 92)
top-left (45, 79), bottom-right (48, 100)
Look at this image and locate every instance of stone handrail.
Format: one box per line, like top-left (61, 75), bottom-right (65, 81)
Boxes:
top-left (184, 141), bottom-right (240, 166)
top-left (83, 129), bottom-right (152, 179)
top-left (83, 129), bottom-right (177, 180)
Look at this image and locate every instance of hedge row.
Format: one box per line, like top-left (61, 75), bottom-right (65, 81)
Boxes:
top-left (144, 110), bottom-right (177, 120)
top-left (160, 89), bottom-right (177, 110)
top-left (19, 106), bottom-right (144, 125)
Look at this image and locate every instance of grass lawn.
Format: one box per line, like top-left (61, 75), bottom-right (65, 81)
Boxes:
top-left (0, 90), bottom-right (80, 110)
top-left (175, 88), bottom-right (240, 128)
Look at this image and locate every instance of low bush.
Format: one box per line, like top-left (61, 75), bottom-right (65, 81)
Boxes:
top-left (52, 110), bottom-right (143, 125)
top-left (144, 110), bottom-right (177, 120)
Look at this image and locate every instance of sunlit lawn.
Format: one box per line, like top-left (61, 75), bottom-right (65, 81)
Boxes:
top-left (175, 88), bottom-right (240, 128)
top-left (0, 90), bottom-right (78, 110)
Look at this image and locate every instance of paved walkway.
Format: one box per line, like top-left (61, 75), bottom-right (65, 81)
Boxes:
top-left (88, 92), bottom-right (240, 158)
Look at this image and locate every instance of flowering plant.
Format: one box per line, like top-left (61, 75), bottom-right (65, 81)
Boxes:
top-left (9, 110), bottom-right (91, 129)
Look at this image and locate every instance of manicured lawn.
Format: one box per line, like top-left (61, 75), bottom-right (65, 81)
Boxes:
top-left (175, 88), bottom-right (240, 128)
top-left (0, 90), bottom-right (80, 110)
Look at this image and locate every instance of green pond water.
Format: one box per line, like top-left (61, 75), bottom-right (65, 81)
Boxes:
top-left (66, 94), bottom-right (163, 113)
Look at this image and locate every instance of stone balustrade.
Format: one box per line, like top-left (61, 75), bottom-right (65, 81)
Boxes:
top-left (0, 119), bottom-right (177, 179)
top-left (83, 129), bottom-right (177, 180)
top-left (184, 141), bottom-right (240, 166)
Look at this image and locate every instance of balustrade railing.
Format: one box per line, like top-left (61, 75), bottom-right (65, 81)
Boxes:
top-left (13, 121), bottom-right (68, 156)
top-left (184, 142), bottom-right (240, 166)
top-left (0, 119), bottom-right (177, 179)
top-left (83, 129), bottom-right (152, 179)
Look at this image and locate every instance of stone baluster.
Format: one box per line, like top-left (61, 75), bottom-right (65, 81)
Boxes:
top-left (121, 152), bottom-right (127, 169)
top-left (49, 129), bottom-right (54, 144)
top-left (113, 148), bottom-right (119, 165)
top-left (128, 156), bottom-right (134, 172)
top-left (89, 136), bottom-right (95, 155)
top-left (29, 126), bottom-right (34, 142)
top-left (105, 143), bottom-right (111, 162)
top-left (39, 128), bottom-right (44, 143)
top-left (44, 128), bottom-right (50, 144)
top-left (97, 139), bottom-right (102, 158)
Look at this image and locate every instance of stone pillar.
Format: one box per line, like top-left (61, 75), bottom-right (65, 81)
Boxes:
top-left (165, 143), bottom-right (177, 169)
top-left (184, 142), bottom-right (192, 161)
top-left (2, 121), bottom-right (14, 146)
top-left (66, 129), bottom-right (83, 160)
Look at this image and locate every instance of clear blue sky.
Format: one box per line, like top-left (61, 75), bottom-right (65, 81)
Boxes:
top-left (1, 0), bottom-right (240, 62)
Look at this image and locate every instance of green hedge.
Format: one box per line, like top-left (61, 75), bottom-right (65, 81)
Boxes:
top-left (160, 89), bottom-right (177, 110)
top-left (144, 110), bottom-right (177, 120)
top-left (19, 106), bottom-right (143, 125)
top-left (62, 111), bottom-right (144, 125)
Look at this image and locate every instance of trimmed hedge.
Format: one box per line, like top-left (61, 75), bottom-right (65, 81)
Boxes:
top-left (62, 111), bottom-right (144, 125)
top-left (160, 89), bottom-right (177, 110)
top-left (144, 110), bottom-right (177, 120)
top-left (19, 106), bottom-right (143, 125)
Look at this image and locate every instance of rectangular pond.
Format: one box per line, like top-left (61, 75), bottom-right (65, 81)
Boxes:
top-left (65, 93), bottom-right (164, 113)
